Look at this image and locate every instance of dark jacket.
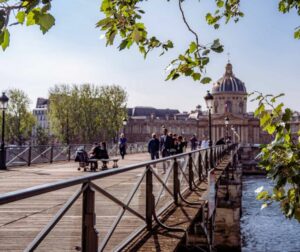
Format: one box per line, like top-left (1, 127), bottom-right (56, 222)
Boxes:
top-left (148, 138), bottom-right (160, 153)
top-left (160, 134), bottom-right (173, 151)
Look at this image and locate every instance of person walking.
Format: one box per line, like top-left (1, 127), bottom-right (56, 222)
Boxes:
top-left (160, 128), bottom-right (173, 174)
top-left (190, 134), bottom-right (198, 150)
top-left (148, 133), bottom-right (160, 162)
top-left (160, 128), bottom-right (173, 157)
top-left (176, 136), bottom-right (185, 154)
top-left (119, 133), bottom-right (127, 159)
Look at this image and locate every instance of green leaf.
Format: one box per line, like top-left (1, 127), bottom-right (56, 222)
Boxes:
top-left (216, 0), bottom-right (224, 8)
top-left (260, 112), bottom-right (271, 127)
top-left (202, 49), bottom-right (210, 56)
top-left (200, 77), bottom-right (212, 84)
top-left (0, 29), bottom-right (10, 51)
top-left (254, 103), bottom-right (265, 116)
top-left (294, 28), bottom-right (300, 39)
top-left (214, 23), bottom-right (220, 29)
top-left (189, 41), bottom-right (197, 53)
top-left (256, 191), bottom-right (269, 200)
top-left (38, 13), bottom-right (55, 34)
top-left (26, 10), bottom-right (38, 26)
top-left (172, 73), bottom-right (180, 80)
top-left (192, 73), bottom-right (201, 81)
top-left (118, 39), bottom-right (128, 50)
top-left (265, 124), bottom-right (275, 134)
top-left (16, 11), bottom-right (26, 24)
top-left (211, 39), bottom-right (223, 53)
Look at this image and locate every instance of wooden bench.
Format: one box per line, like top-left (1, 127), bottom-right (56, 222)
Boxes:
top-left (86, 157), bottom-right (119, 171)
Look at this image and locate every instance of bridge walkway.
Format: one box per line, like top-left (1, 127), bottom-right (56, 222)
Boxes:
top-left (0, 146), bottom-right (233, 251)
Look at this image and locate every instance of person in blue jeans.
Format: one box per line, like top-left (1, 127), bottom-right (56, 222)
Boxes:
top-left (148, 133), bottom-right (160, 161)
top-left (119, 133), bottom-right (127, 159)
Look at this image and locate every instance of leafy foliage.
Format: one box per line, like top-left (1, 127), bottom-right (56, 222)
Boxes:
top-left (48, 84), bottom-right (127, 144)
top-left (35, 125), bottom-right (50, 145)
top-left (1, 0), bottom-right (299, 82)
top-left (1, 89), bottom-right (36, 145)
top-left (251, 92), bottom-right (300, 221)
top-left (0, 0), bottom-right (55, 50)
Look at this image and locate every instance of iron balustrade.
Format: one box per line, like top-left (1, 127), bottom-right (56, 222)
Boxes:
top-left (4, 142), bottom-right (148, 167)
top-left (0, 144), bottom-right (235, 252)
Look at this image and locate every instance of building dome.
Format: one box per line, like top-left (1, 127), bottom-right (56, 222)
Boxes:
top-left (212, 63), bottom-right (246, 94)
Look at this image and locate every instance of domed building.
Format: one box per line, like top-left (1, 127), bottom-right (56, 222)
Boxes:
top-left (124, 62), bottom-right (273, 145)
top-left (207, 62), bottom-right (263, 144)
top-left (212, 63), bottom-right (247, 115)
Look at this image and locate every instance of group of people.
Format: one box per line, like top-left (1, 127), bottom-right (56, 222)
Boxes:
top-left (89, 133), bottom-right (128, 164)
top-left (148, 129), bottom-right (232, 163)
top-left (147, 128), bottom-right (188, 161)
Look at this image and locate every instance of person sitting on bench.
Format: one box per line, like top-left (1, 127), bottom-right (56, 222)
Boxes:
top-left (89, 142), bottom-right (101, 169)
top-left (99, 142), bottom-right (109, 160)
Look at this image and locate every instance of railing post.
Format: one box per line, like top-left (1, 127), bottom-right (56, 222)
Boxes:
top-left (146, 166), bottom-right (153, 231)
top-left (28, 146), bottom-right (31, 166)
top-left (188, 154), bottom-right (193, 190)
top-left (50, 145), bottom-right (53, 164)
top-left (173, 158), bottom-right (179, 205)
top-left (198, 152), bottom-right (203, 180)
top-left (82, 183), bottom-right (98, 252)
top-left (68, 145), bottom-right (71, 161)
top-left (205, 150), bottom-right (209, 177)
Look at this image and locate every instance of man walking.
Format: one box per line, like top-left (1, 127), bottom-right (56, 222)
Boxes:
top-left (190, 134), bottom-right (198, 150)
top-left (148, 133), bottom-right (160, 162)
top-left (160, 128), bottom-right (173, 173)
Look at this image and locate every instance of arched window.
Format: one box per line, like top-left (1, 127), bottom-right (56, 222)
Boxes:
top-left (225, 101), bottom-right (232, 113)
top-left (214, 101), bottom-right (218, 113)
top-left (239, 102), bottom-right (244, 113)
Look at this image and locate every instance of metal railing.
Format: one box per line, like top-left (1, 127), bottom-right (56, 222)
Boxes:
top-left (0, 144), bottom-right (234, 252)
top-left (5, 142), bottom-right (147, 167)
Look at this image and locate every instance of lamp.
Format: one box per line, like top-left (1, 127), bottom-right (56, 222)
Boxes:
top-left (204, 90), bottom-right (214, 169)
top-left (0, 92), bottom-right (9, 170)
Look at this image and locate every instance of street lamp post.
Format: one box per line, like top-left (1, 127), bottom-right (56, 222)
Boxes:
top-left (0, 92), bottom-right (9, 170)
top-left (224, 116), bottom-right (229, 142)
top-left (122, 118), bottom-right (128, 134)
top-left (204, 90), bottom-right (214, 169)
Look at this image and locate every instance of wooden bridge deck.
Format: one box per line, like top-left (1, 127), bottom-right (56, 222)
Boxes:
top-left (0, 152), bottom-right (231, 252)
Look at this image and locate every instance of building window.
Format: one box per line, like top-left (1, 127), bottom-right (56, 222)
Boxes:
top-left (225, 101), bottom-right (232, 113)
top-left (239, 102), bottom-right (244, 113)
top-left (214, 101), bottom-right (218, 113)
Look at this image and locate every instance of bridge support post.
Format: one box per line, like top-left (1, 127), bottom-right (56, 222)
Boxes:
top-left (173, 158), bottom-right (179, 205)
top-left (146, 166), bottom-right (153, 231)
top-left (82, 183), bottom-right (98, 252)
top-left (213, 156), bottom-right (242, 252)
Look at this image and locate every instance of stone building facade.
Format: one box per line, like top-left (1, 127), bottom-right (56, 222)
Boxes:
top-left (124, 63), bottom-right (279, 144)
top-left (32, 98), bottom-right (50, 139)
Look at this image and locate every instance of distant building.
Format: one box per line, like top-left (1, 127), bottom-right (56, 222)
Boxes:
top-left (124, 63), bottom-right (299, 144)
top-left (32, 98), bottom-right (50, 141)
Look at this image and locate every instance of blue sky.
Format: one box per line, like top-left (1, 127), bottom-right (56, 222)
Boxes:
top-left (1, 0), bottom-right (299, 112)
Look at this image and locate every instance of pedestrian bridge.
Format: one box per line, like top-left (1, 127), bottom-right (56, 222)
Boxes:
top-left (0, 145), bottom-right (239, 252)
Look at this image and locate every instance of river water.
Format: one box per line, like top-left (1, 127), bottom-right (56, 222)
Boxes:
top-left (241, 176), bottom-right (300, 252)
